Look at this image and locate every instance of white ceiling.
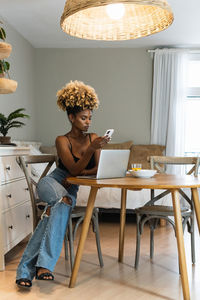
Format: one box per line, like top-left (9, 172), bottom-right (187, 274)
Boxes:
top-left (0, 0), bottom-right (200, 49)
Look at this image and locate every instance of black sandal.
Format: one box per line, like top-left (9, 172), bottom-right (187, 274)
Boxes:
top-left (36, 272), bottom-right (54, 281)
top-left (16, 278), bottom-right (32, 289)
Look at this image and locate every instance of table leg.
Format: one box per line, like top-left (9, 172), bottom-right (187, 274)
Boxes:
top-left (118, 188), bottom-right (127, 263)
top-left (171, 189), bottom-right (190, 300)
top-left (191, 188), bottom-right (200, 233)
top-left (69, 187), bottom-right (98, 288)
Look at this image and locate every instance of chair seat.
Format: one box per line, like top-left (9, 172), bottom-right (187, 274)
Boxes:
top-left (18, 154), bottom-right (103, 272)
top-left (71, 206), bottom-right (99, 218)
top-left (133, 155), bottom-right (199, 269)
top-left (134, 205), bottom-right (191, 216)
top-left (35, 202), bottom-right (98, 218)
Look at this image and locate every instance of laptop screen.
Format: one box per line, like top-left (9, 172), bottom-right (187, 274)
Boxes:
top-left (96, 149), bottom-right (130, 179)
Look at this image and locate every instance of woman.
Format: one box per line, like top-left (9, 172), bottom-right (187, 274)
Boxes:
top-left (16, 80), bottom-right (109, 288)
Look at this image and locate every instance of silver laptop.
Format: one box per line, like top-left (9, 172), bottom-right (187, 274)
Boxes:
top-left (77, 149), bottom-right (130, 179)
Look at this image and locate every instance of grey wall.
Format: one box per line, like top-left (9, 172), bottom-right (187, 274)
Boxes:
top-left (0, 19), bottom-right (153, 146)
top-left (35, 49), bottom-right (153, 146)
top-left (0, 19), bottom-right (36, 141)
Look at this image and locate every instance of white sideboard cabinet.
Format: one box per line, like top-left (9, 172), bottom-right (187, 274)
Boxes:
top-left (0, 147), bottom-right (32, 271)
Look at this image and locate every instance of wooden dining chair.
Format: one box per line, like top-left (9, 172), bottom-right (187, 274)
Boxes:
top-left (134, 156), bottom-right (200, 269)
top-left (17, 155), bottom-right (103, 271)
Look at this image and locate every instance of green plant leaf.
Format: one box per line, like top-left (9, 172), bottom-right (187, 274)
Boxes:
top-left (0, 27), bottom-right (6, 40)
top-left (0, 114), bottom-right (7, 126)
top-left (0, 108), bottom-right (30, 136)
top-left (6, 124), bottom-right (25, 130)
top-left (0, 126), bottom-right (8, 136)
top-left (8, 113), bottom-right (30, 121)
top-left (7, 121), bottom-right (26, 129)
top-left (0, 120), bottom-right (7, 126)
top-left (7, 108), bottom-right (30, 121)
top-left (0, 60), bottom-right (10, 73)
top-left (8, 108), bottom-right (25, 115)
top-left (0, 113), bottom-right (6, 121)
top-left (5, 61), bottom-right (10, 70)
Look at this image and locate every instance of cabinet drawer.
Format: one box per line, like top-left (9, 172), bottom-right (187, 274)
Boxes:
top-left (0, 156), bottom-right (25, 182)
top-left (24, 202), bottom-right (33, 235)
top-left (0, 179), bottom-right (29, 211)
top-left (2, 202), bottom-right (33, 253)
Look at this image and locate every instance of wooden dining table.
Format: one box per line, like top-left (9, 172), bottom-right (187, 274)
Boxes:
top-left (67, 173), bottom-right (200, 300)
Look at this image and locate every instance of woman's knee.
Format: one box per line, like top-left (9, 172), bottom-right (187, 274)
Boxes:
top-left (36, 176), bottom-right (77, 208)
top-left (36, 176), bottom-right (66, 205)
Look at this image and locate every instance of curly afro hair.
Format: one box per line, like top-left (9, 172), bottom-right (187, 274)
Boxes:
top-left (57, 80), bottom-right (99, 115)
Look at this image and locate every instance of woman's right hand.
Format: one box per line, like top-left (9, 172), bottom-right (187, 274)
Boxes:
top-left (89, 136), bottom-right (110, 151)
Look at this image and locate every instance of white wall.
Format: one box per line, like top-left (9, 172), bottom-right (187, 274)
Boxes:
top-left (0, 19), bottom-right (36, 141)
top-left (35, 49), bottom-right (153, 146)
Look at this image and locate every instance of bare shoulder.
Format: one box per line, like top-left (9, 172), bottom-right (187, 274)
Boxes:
top-left (55, 135), bottom-right (69, 148)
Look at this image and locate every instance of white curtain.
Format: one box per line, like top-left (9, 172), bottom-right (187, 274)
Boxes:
top-left (151, 49), bottom-right (188, 160)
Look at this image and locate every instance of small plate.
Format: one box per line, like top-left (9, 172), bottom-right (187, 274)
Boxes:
top-left (129, 169), bottom-right (157, 178)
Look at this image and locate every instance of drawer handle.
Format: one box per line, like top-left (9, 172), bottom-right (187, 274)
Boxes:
top-left (5, 166), bottom-right (11, 171)
top-left (8, 225), bottom-right (13, 229)
top-left (26, 214), bottom-right (30, 219)
top-left (7, 194), bottom-right (12, 198)
top-left (25, 187), bottom-right (29, 191)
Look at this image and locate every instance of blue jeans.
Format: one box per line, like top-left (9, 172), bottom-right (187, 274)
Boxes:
top-left (16, 167), bottom-right (79, 281)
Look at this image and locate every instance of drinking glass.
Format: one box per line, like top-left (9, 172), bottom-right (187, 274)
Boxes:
top-left (131, 163), bottom-right (142, 171)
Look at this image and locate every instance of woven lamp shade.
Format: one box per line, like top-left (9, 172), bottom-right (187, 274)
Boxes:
top-left (0, 78), bottom-right (18, 94)
top-left (60, 0), bottom-right (173, 40)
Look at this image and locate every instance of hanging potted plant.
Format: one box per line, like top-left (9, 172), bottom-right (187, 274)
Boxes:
top-left (0, 21), bottom-right (17, 94)
top-left (0, 21), bottom-right (12, 60)
top-left (0, 108), bottom-right (30, 144)
top-left (0, 58), bottom-right (10, 78)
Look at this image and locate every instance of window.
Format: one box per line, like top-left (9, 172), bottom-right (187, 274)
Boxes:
top-left (184, 54), bottom-right (200, 158)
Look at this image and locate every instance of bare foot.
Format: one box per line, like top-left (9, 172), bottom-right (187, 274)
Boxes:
top-left (21, 281), bottom-right (30, 286)
top-left (18, 281), bottom-right (31, 286)
top-left (16, 278), bottom-right (32, 288)
top-left (36, 268), bottom-right (53, 280)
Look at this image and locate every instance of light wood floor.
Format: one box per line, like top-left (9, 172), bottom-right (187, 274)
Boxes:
top-left (1, 219), bottom-right (200, 300)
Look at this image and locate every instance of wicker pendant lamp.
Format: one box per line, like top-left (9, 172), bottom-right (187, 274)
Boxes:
top-left (60, 0), bottom-right (173, 41)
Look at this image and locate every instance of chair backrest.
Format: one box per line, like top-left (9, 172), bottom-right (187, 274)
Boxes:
top-left (150, 156), bottom-right (200, 177)
top-left (17, 154), bottom-right (57, 229)
top-left (144, 156), bottom-right (200, 207)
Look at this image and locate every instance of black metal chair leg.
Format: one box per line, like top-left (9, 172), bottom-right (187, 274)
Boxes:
top-left (135, 214), bottom-right (141, 269)
top-left (92, 209), bottom-right (104, 267)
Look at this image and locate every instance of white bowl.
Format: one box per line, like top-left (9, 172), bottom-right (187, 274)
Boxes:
top-left (129, 169), bottom-right (157, 178)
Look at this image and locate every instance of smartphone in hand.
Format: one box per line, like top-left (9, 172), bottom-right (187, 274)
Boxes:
top-left (104, 129), bottom-right (114, 139)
